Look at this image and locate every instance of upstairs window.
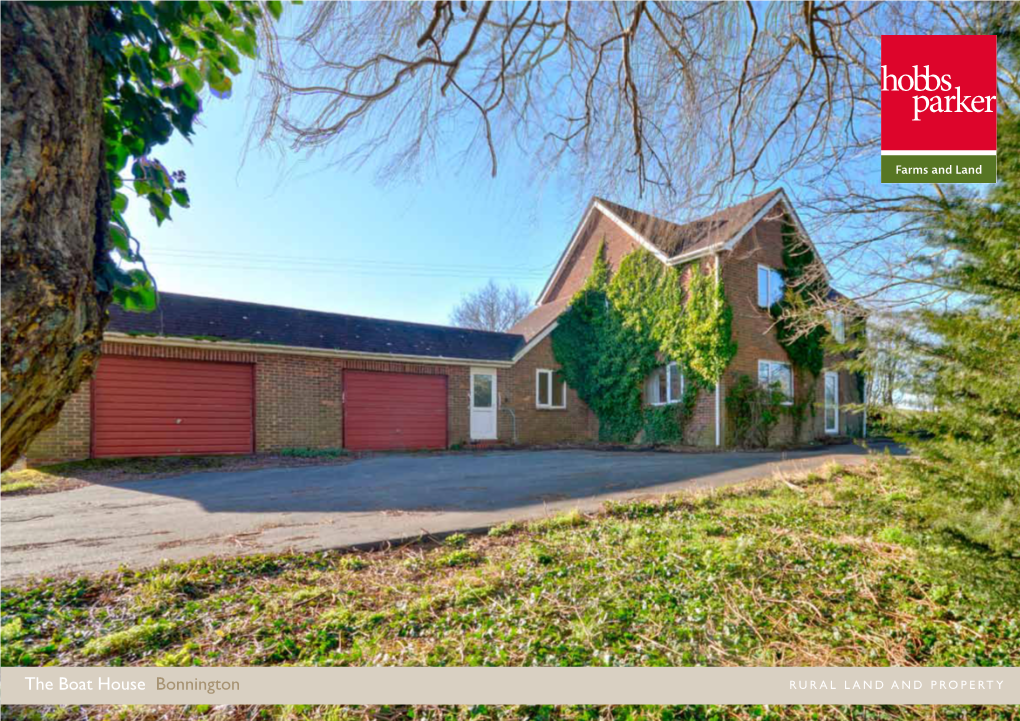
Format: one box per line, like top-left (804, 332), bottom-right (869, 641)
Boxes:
top-left (758, 360), bottom-right (793, 402)
top-left (757, 265), bottom-right (785, 307)
top-left (828, 310), bottom-right (846, 343)
top-left (645, 362), bottom-right (683, 405)
top-left (536, 369), bottom-right (566, 409)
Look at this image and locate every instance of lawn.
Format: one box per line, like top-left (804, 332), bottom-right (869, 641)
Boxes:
top-left (2, 461), bottom-right (1018, 670)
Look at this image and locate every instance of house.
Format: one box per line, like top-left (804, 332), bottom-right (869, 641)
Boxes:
top-left (27, 189), bottom-right (862, 463)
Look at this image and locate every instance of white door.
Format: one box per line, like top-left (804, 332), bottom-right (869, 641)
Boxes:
top-left (470, 369), bottom-right (497, 440)
top-left (824, 371), bottom-right (839, 434)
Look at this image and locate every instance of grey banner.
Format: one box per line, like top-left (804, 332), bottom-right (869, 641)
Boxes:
top-left (1, 668), bottom-right (1016, 705)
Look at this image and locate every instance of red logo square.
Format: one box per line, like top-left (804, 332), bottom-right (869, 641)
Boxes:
top-left (881, 35), bottom-right (997, 152)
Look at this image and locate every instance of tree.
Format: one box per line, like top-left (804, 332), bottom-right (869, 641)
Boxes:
top-left (894, 89), bottom-right (1020, 555)
top-left (450, 280), bottom-right (533, 332)
top-left (1, 2), bottom-right (276, 469)
top-left (250, 2), bottom-right (1019, 313)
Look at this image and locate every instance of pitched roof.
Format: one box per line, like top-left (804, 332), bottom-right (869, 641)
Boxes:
top-left (507, 296), bottom-right (571, 342)
top-left (595, 189), bottom-right (783, 258)
top-left (107, 292), bottom-right (526, 362)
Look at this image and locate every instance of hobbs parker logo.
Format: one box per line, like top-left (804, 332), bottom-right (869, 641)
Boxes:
top-left (881, 34), bottom-right (997, 183)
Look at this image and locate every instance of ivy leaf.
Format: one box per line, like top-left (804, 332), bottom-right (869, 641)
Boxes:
top-left (233, 29), bottom-right (256, 58)
top-left (147, 193), bottom-right (172, 225)
top-left (209, 74), bottom-right (232, 99)
top-left (112, 283), bottom-right (157, 312)
top-left (176, 34), bottom-right (199, 59)
top-left (219, 45), bottom-right (241, 75)
top-left (107, 223), bottom-right (130, 255)
top-left (171, 188), bottom-right (191, 208)
top-left (180, 64), bottom-right (204, 92)
top-left (266, 1), bottom-right (283, 21)
top-left (112, 193), bottom-right (129, 213)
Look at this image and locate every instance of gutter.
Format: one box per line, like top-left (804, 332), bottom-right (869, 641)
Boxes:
top-left (103, 332), bottom-right (516, 369)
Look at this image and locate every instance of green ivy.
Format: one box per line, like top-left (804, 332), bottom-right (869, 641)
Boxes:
top-left (90, 1), bottom-right (281, 311)
top-left (771, 222), bottom-right (828, 377)
top-left (551, 241), bottom-right (736, 443)
top-left (725, 374), bottom-right (787, 448)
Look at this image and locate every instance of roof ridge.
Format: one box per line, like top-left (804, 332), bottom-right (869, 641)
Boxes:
top-left (151, 291), bottom-right (525, 340)
top-left (596, 188), bottom-right (783, 232)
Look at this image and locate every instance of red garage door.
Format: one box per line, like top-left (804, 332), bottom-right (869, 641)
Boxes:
top-left (92, 356), bottom-right (254, 458)
top-left (343, 371), bottom-right (447, 451)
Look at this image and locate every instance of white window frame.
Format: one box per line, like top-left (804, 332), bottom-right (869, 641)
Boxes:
top-left (758, 359), bottom-right (794, 404)
top-left (648, 362), bottom-right (684, 406)
top-left (824, 370), bottom-right (840, 434)
top-left (536, 368), bottom-right (567, 409)
top-left (757, 264), bottom-right (785, 308)
top-left (827, 310), bottom-right (846, 343)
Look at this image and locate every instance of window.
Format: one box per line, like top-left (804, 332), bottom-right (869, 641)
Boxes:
top-left (827, 310), bottom-right (846, 343)
top-left (757, 265), bottom-right (785, 307)
top-left (758, 360), bottom-right (793, 402)
top-left (472, 373), bottom-right (493, 408)
top-left (824, 371), bottom-right (839, 433)
top-left (645, 362), bottom-right (684, 405)
top-left (536, 369), bottom-right (566, 409)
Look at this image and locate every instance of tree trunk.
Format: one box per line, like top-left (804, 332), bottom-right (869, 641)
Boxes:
top-left (1, 3), bottom-right (110, 470)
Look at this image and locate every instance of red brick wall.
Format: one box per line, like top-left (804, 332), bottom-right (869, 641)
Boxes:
top-left (24, 383), bottom-right (92, 465)
top-left (545, 209), bottom-right (641, 303)
top-left (498, 334), bottom-right (598, 444)
top-left (720, 216), bottom-right (863, 444)
top-left (25, 341), bottom-right (473, 463)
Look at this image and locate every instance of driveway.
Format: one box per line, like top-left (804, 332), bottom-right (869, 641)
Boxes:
top-left (1, 443), bottom-right (897, 582)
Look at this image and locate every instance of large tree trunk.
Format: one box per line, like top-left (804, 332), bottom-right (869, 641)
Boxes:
top-left (1, 3), bottom-right (110, 470)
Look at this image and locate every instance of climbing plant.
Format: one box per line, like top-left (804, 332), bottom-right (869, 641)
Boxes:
top-left (770, 221), bottom-right (828, 377)
top-left (552, 242), bottom-right (736, 443)
top-left (92, 1), bottom-right (280, 310)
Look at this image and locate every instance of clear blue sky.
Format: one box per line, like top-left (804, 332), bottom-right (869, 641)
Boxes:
top-left (124, 66), bottom-right (594, 326)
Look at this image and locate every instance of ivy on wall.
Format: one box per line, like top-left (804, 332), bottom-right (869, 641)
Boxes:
top-left (551, 241), bottom-right (736, 443)
top-left (770, 221), bottom-right (828, 377)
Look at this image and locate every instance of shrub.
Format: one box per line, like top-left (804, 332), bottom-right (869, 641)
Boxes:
top-left (726, 375), bottom-right (786, 448)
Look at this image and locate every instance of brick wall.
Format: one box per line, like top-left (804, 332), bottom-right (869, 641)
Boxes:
top-left (498, 334), bottom-right (598, 444)
top-left (546, 210), bottom-right (641, 303)
top-left (24, 383), bottom-right (92, 464)
top-left (26, 341), bottom-right (473, 463)
top-left (720, 216), bottom-right (864, 445)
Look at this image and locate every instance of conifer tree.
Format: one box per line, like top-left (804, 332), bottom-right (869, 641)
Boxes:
top-left (900, 66), bottom-right (1020, 554)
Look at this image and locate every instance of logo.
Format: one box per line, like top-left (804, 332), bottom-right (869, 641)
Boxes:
top-left (881, 35), bottom-right (997, 183)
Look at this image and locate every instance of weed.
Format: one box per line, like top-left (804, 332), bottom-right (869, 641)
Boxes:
top-left (444, 533), bottom-right (468, 547)
top-left (81, 619), bottom-right (180, 659)
top-left (487, 520), bottom-right (521, 537)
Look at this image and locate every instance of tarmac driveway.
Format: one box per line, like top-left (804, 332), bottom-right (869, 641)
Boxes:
top-left (1, 443), bottom-right (897, 582)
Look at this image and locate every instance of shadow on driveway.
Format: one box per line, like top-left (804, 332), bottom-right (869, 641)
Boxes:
top-left (1, 443), bottom-right (904, 582)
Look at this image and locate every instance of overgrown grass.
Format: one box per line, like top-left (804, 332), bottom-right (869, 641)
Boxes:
top-left (3, 705), bottom-right (1019, 721)
top-left (0, 467), bottom-right (79, 496)
top-left (2, 461), bottom-right (1018, 670)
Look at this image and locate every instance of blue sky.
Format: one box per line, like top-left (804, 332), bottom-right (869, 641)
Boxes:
top-left (124, 66), bottom-right (596, 326)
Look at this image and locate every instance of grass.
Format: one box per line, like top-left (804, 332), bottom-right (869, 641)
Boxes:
top-left (3, 706), bottom-right (1020, 721)
top-left (4, 706), bottom-right (1020, 721)
top-left (0, 468), bottom-right (77, 496)
top-left (2, 461), bottom-right (1018, 670)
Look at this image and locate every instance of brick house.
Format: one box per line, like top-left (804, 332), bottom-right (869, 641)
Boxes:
top-left (27, 188), bottom-right (862, 463)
